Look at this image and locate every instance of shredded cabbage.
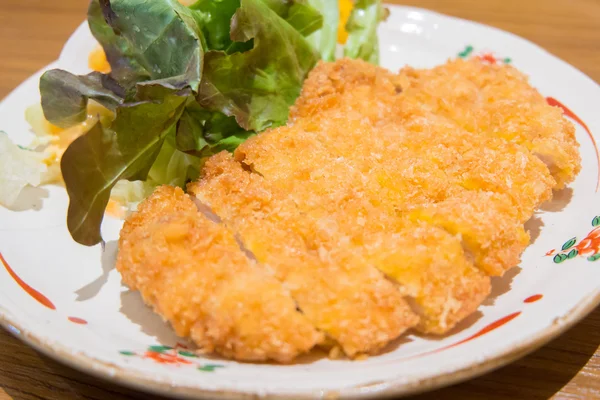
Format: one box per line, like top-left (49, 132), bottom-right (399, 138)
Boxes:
top-left (109, 133), bottom-right (200, 213)
top-left (0, 132), bottom-right (49, 208)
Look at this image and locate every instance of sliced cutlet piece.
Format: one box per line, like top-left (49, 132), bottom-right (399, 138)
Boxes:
top-left (411, 191), bottom-right (530, 277)
top-left (319, 119), bottom-right (533, 278)
top-left (294, 109), bottom-right (544, 276)
top-left (293, 111), bottom-right (553, 222)
top-left (289, 58), bottom-right (403, 124)
top-left (286, 59), bottom-right (555, 220)
top-left (188, 152), bottom-right (419, 357)
top-left (117, 186), bottom-right (322, 362)
top-left (362, 224), bottom-right (491, 334)
top-left (308, 207), bottom-right (491, 335)
top-left (398, 58), bottom-right (581, 188)
top-left (385, 111), bottom-right (556, 221)
top-left (235, 129), bottom-right (490, 334)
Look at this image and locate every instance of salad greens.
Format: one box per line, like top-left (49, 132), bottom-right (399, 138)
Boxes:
top-left (188, 0), bottom-right (250, 52)
top-left (197, 0), bottom-right (321, 132)
top-left (61, 93), bottom-right (190, 245)
top-left (40, 71), bottom-right (123, 128)
top-left (305, 0), bottom-right (340, 61)
top-left (37, 0), bottom-right (387, 245)
top-left (344, 0), bottom-right (389, 64)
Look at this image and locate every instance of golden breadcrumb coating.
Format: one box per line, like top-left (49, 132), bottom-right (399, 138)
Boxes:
top-left (290, 58), bottom-right (556, 218)
top-left (236, 129), bottom-right (491, 334)
top-left (397, 58), bottom-right (581, 188)
top-left (189, 153), bottom-right (419, 357)
top-left (411, 191), bottom-right (530, 277)
top-left (289, 58), bottom-right (403, 125)
top-left (117, 186), bottom-right (322, 362)
top-left (381, 112), bottom-right (556, 221)
top-left (117, 57), bottom-right (581, 362)
top-left (236, 109), bottom-right (532, 278)
top-left (363, 224), bottom-right (491, 334)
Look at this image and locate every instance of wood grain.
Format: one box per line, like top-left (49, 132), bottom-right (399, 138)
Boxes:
top-left (0, 0), bottom-right (599, 399)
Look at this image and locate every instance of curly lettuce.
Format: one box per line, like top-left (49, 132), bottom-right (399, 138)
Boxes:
top-left (305, 0), bottom-right (339, 61)
top-left (37, 0), bottom-right (386, 245)
top-left (344, 0), bottom-right (388, 64)
top-left (197, 0), bottom-right (320, 132)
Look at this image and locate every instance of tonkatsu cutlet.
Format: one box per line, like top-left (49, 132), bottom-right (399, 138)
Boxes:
top-left (288, 59), bottom-right (557, 219)
top-left (116, 57), bottom-right (581, 362)
top-left (189, 153), bottom-right (419, 356)
top-left (117, 186), bottom-right (322, 362)
top-left (397, 58), bottom-right (581, 188)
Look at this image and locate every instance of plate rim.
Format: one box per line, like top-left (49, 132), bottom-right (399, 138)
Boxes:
top-left (1, 4), bottom-right (600, 399)
top-left (2, 288), bottom-right (598, 399)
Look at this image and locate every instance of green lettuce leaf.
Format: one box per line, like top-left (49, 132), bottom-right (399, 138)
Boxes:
top-left (305, 0), bottom-right (339, 61)
top-left (40, 0), bottom-right (328, 246)
top-left (61, 93), bottom-right (189, 245)
top-left (98, 0), bottom-right (204, 91)
top-left (260, 0), bottom-right (323, 36)
top-left (39, 70), bottom-right (123, 128)
top-left (197, 0), bottom-right (320, 132)
top-left (176, 102), bottom-right (255, 157)
top-left (110, 133), bottom-right (201, 213)
top-left (344, 0), bottom-right (388, 64)
top-left (188, 0), bottom-right (247, 52)
top-left (147, 132), bottom-right (201, 187)
top-left (187, 0), bottom-right (323, 53)
top-left (42, 0), bottom-right (212, 245)
top-left (88, 0), bottom-right (150, 84)
top-left (42, 0), bottom-right (205, 130)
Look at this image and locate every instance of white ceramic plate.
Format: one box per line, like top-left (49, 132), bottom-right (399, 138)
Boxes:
top-left (1, 5), bottom-right (599, 399)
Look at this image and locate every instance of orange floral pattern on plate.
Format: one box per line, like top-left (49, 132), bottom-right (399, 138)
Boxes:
top-left (120, 344), bottom-right (225, 372)
top-left (547, 216), bottom-right (600, 263)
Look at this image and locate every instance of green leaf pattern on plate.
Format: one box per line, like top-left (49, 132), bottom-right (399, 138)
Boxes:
top-left (561, 237), bottom-right (577, 251)
top-left (548, 216), bottom-right (600, 264)
top-left (148, 345), bottom-right (173, 353)
top-left (119, 345), bottom-right (225, 372)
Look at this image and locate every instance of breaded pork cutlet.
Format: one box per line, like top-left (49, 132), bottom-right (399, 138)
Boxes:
top-left (382, 111), bottom-right (556, 221)
top-left (188, 153), bottom-right (419, 356)
top-left (290, 59), bottom-right (564, 222)
top-left (236, 130), bottom-right (491, 334)
top-left (236, 111), bottom-right (535, 277)
top-left (117, 186), bottom-right (322, 362)
top-left (289, 58), bottom-right (403, 124)
top-left (397, 58), bottom-right (581, 188)
top-left (116, 57), bottom-right (581, 362)
top-left (272, 59), bottom-right (556, 277)
top-left (289, 58), bottom-right (556, 220)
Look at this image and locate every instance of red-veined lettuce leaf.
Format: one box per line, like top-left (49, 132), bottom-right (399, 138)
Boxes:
top-left (197, 0), bottom-right (321, 132)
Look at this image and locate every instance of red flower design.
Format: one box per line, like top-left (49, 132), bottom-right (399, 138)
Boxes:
top-left (575, 227), bottom-right (600, 257)
top-left (548, 218), bottom-right (600, 263)
top-left (478, 52), bottom-right (498, 64)
top-left (143, 351), bottom-right (192, 365)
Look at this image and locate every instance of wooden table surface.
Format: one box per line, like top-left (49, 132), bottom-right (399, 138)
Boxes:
top-left (0, 0), bottom-right (599, 399)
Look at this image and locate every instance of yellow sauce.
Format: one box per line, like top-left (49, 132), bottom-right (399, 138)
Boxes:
top-left (338, 0), bottom-right (353, 44)
top-left (88, 45), bottom-right (111, 73)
